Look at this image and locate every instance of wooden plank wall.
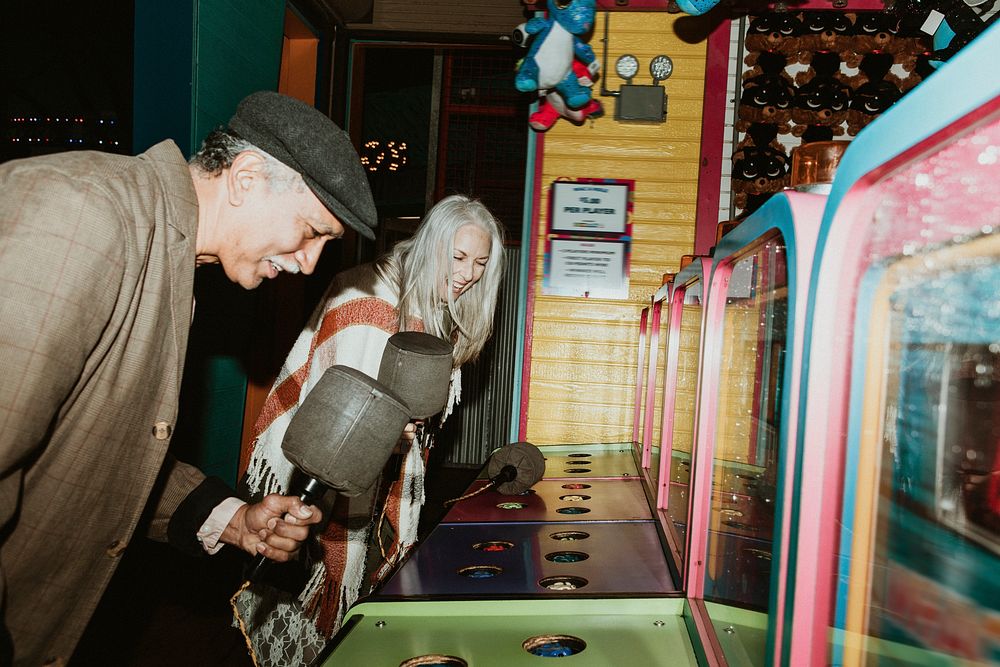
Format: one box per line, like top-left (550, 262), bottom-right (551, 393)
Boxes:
top-left (526, 11), bottom-right (707, 446)
top-left (716, 305), bottom-right (759, 462)
top-left (671, 305), bottom-right (702, 455)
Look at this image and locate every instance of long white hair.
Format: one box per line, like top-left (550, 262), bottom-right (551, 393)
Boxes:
top-left (375, 195), bottom-right (505, 366)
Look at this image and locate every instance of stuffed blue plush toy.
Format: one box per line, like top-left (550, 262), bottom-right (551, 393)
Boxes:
top-left (674, 0), bottom-right (721, 16)
top-left (514, 0), bottom-right (599, 111)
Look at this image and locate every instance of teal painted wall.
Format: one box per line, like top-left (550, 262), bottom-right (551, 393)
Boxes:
top-left (133, 0), bottom-right (195, 154)
top-left (134, 0), bottom-right (285, 486)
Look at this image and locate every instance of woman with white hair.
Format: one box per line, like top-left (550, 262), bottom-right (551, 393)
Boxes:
top-left (236, 194), bottom-right (505, 666)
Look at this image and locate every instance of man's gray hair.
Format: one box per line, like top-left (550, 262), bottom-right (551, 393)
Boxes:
top-left (189, 128), bottom-right (305, 192)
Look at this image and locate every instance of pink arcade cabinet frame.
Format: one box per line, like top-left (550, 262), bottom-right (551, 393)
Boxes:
top-left (683, 191), bottom-right (825, 665)
top-left (637, 277), bottom-right (673, 486)
top-left (651, 257), bottom-right (712, 574)
top-left (632, 302), bottom-right (651, 460)
top-left (783, 23), bottom-right (1000, 667)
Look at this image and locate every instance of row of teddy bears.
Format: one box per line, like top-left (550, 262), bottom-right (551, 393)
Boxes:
top-left (733, 11), bottom-right (936, 214)
top-left (739, 11), bottom-right (935, 142)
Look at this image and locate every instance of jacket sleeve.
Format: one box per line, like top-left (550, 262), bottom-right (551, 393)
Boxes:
top-left (146, 453), bottom-right (238, 556)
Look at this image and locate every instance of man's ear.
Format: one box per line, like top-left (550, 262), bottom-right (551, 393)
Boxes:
top-left (226, 151), bottom-right (267, 206)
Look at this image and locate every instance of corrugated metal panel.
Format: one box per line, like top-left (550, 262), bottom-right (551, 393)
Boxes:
top-left (446, 245), bottom-right (522, 465)
top-left (349, 0), bottom-right (528, 36)
top-left (525, 11), bottom-right (708, 446)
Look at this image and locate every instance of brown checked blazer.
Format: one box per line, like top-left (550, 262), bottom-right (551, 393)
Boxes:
top-left (0, 141), bottom-right (208, 665)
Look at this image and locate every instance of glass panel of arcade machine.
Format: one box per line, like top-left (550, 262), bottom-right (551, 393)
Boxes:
top-left (839, 234), bottom-right (1000, 664)
top-left (647, 298), bottom-right (670, 494)
top-left (705, 234), bottom-right (786, 652)
top-left (666, 279), bottom-right (705, 555)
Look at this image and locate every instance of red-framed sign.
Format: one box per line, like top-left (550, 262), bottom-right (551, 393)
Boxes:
top-left (543, 178), bottom-right (635, 299)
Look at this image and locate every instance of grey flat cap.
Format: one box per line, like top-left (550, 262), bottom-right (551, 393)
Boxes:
top-left (228, 91), bottom-right (377, 239)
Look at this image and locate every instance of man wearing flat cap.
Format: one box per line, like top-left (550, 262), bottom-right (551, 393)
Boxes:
top-left (0, 91), bottom-right (377, 665)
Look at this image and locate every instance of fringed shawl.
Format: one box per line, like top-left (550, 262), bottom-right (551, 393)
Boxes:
top-left (236, 263), bottom-right (456, 666)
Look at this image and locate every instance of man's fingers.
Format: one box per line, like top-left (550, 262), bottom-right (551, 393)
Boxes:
top-left (258, 494), bottom-right (321, 526)
top-left (258, 531), bottom-right (305, 561)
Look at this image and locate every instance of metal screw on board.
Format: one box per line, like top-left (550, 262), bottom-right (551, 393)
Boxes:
top-left (724, 626), bottom-right (736, 634)
top-left (653, 620), bottom-right (665, 627)
top-left (375, 620), bottom-right (387, 628)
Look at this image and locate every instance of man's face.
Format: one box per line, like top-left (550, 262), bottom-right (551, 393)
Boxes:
top-left (221, 168), bottom-right (345, 290)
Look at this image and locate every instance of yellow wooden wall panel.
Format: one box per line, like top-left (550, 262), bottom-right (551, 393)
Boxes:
top-left (541, 142), bottom-right (702, 162)
top-left (528, 303), bottom-right (634, 322)
top-left (533, 318), bottom-right (635, 341)
top-left (551, 137), bottom-right (703, 161)
top-left (528, 398), bottom-right (633, 423)
top-left (669, 308), bottom-right (703, 453)
top-left (630, 243), bottom-right (696, 265)
top-left (530, 381), bottom-right (635, 407)
top-left (531, 347), bottom-right (639, 367)
top-left (632, 223), bottom-right (695, 244)
top-left (526, 11), bottom-right (707, 446)
top-left (529, 421), bottom-right (635, 444)
top-left (715, 306), bottom-right (759, 462)
top-left (529, 399), bottom-right (633, 424)
top-left (642, 313), bottom-right (670, 448)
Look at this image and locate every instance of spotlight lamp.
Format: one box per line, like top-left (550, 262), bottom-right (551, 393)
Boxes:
top-left (615, 54), bottom-right (640, 83)
top-left (649, 55), bottom-right (674, 85)
top-left (598, 13), bottom-right (673, 123)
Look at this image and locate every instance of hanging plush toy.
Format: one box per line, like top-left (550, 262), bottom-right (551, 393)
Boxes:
top-left (737, 51), bottom-right (795, 134)
top-left (743, 13), bottom-right (805, 69)
top-left (791, 51), bottom-right (851, 141)
top-left (515, 0), bottom-right (600, 112)
top-left (674, 0), bottom-right (723, 16)
top-left (732, 122), bottom-right (790, 215)
top-left (846, 54), bottom-right (903, 135)
top-left (529, 59), bottom-right (604, 131)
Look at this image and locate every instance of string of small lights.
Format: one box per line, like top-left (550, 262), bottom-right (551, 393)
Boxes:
top-left (7, 115), bottom-right (123, 148)
top-left (360, 139), bottom-right (408, 173)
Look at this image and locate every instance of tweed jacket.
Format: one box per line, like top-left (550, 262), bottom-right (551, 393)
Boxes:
top-left (0, 141), bottom-right (207, 665)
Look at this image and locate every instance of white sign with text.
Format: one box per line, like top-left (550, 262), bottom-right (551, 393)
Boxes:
top-left (547, 239), bottom-right (627, 299)
top-left (551, 182), bottom-right (629, 235)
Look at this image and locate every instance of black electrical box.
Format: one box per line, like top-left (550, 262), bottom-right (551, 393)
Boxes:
top-left (614, 85), bottom-right (666, 123)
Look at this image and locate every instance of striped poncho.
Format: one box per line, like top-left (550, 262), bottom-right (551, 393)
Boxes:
top-left (235, 262), bottom-right (457, 666)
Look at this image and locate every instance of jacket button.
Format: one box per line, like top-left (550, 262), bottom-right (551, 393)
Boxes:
top-left (152, 421), bottom-right (172, 440)
top-left (106, 539), bottom-right (127, 558)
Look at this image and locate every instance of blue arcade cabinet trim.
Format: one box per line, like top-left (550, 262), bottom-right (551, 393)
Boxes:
top-left (833, 263), bottom-right (887, 634)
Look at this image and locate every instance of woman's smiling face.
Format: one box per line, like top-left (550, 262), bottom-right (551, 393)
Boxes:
top-left (446, 223), bottom-right (491, 301)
